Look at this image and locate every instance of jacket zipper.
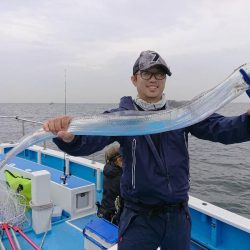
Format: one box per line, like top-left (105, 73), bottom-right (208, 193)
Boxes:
top-left (184, 133), bottom-right (188, 152)
top-left (184, 133), bottom-right (190, 182)
top-left (131, 138), bottom-right (136, 189)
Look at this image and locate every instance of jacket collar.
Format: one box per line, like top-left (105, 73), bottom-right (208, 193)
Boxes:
top-left (118, 96), bottom-right (166, 173)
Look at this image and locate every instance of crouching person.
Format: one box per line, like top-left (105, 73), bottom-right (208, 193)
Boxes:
top-left (97, 145), bottom-right (123, 225)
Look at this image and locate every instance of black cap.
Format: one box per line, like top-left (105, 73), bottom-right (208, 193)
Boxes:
top-left (133, 50), bottom-right (172, 76)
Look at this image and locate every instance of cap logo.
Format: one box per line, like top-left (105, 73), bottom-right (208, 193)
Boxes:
top-left (151, 52), bottom-right (160, 62)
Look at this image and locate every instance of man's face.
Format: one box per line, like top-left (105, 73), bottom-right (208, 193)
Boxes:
top-left (131, 66), bottom-right (166, 103)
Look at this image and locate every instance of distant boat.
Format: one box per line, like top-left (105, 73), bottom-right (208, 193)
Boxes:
top-left (49, 102), bottom-right (54, 105)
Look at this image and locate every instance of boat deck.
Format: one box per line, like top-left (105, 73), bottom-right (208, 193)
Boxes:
top-left (0, 154), bottom-right (207, 249)
top-left (1, 214), bottom-right (207, 250)
top-left (1, 149), bottom-right (249, 249)
top-left (1, 215), bottom-right (96, 250)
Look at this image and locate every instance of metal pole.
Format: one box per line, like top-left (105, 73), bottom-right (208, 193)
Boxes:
top-left (64, 69), bottom-right (67, 115)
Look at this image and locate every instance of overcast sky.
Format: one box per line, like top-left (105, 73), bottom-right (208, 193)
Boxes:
top-left (1, 0), bottom-right (250, 103)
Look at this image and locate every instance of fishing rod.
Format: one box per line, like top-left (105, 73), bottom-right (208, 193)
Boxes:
top-left (39, 69), bottom-right (70, 249)
top-left (60, 68), bottom-right (71, 185)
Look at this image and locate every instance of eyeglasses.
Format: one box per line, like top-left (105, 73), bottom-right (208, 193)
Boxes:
top-left (136, 71), bottom-right (166, 80)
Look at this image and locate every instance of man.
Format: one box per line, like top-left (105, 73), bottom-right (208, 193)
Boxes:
top-left (43, 50), bottom-right (250, 250)
top-left (97, 145), bottom-right (123, 224)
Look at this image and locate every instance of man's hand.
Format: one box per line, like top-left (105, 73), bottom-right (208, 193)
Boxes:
top-left (43, 116), bottom-right (75, 143)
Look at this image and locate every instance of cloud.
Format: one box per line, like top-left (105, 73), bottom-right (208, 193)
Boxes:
top-left (0, 0), bottom-right (250, 103)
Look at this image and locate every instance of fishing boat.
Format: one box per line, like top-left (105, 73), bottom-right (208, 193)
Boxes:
top-left (0, 138), bottom-right (250, 250)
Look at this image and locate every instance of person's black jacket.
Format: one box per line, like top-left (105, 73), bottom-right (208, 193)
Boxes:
top-left (54, 96), bottom-right (250, 205)
top-left (101, 162), bottom-right (123, 213)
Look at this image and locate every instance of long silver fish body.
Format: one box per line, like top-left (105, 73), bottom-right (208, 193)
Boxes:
top-left (0, 63), bottom-right (250, 169)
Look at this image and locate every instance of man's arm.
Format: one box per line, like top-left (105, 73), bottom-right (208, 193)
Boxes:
top-left (189, 111), bottom-right (250, 144)
top-left (53, 135), bottom-right (117, 156)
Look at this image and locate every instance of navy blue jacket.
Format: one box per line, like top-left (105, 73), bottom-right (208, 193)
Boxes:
top-left (54, 96), bottom-right (250, 205)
